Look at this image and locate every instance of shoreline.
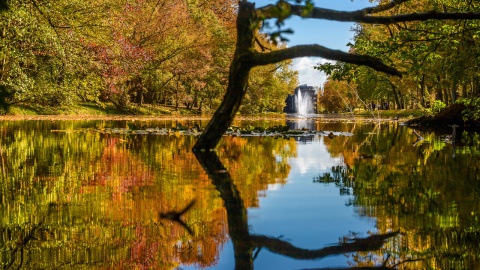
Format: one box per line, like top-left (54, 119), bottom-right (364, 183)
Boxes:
top-left (0, 113), bottom-right (411, 122)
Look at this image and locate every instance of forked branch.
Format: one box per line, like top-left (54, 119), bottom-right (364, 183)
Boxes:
top-left (250, 231), bottom-right (399, 261)
top-left (250, 45), bottom-right (402, 77)
top-left (257, 0), bottom-right (480, 24)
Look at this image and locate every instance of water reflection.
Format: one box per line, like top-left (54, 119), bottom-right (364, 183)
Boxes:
top-left (194, 150), bottom-right (397, 270)
top-left (0, 120), bottom-right (479, 269)
top-left (287, 117), bottom-right (316, 130)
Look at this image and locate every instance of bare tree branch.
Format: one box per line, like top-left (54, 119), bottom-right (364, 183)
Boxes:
top-left (250, 231), bottom-right (399, 260)
top-left (193, 0), bottom-right (480, 150)
top-left (357, 11), bottom-right (480, 24)
top-left (250, 45), bottom-right (402, 77)
top-left (257, 1), bottom-right (480, 24)
top-left (258, 0), bottom-right (409, 21)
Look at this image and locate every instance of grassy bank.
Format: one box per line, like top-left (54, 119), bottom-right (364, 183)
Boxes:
top-left (4, 102), bottom-right (200, 116)
top-left (349, 108), bottom-right (424, 119)
top-left (2, 102), bottom-right (425, 121)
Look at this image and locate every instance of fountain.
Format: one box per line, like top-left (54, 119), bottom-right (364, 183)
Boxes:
top-left (284, 85), bottom-right (317, 115)
top-left (295, 89), bottom-right (313, 115)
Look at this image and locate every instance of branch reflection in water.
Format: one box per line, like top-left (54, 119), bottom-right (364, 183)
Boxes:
top-left (194, 150), bottom-right (398, 270)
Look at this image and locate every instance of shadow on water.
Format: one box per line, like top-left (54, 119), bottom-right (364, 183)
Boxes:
top-left (194, 150), bottom-right (398, 270)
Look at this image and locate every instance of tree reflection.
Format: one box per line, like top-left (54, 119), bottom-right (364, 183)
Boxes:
top-left (4, 121), bottom-right (477, 268)
top-left (194, 150), bottom-right (398, 270)
top-left (315, 126), bottom-right (480, 269)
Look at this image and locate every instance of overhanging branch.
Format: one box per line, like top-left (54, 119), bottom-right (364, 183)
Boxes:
top-left (250, 44), bottom-right (402, 77)
top-left (257, 1), bottom-right (480, 24)
top-left (250, 231), bottom-right (399, 260)
top-left (358, 11), bottom-right (480, 24)
top-left (258, 0), bottom-right (409, 22)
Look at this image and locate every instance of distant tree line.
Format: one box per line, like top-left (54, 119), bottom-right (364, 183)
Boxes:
top-left (0, 0), bottom-right (298, 113)
top-left (317, 0), bottom-right (480, 113)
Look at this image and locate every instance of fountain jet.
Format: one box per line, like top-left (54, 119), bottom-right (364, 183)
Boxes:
top-left (295, 89), bottom-right (313, 115)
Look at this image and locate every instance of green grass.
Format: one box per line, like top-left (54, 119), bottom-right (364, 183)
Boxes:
top-left (6, 102), bottom-right (121, 115)
top-left (351, 109), bottom-right (424, 119)
top-left (3, 102), bottom-right (426, 119)
top-left (4, 102), bottom-right (201, 116)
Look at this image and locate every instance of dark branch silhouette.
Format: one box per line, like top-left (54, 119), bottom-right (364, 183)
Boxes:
top-left (5, 204), bottom-right (55, 269)
top-left (250, 231), bottom-right (399, 260)
top-left (250, 45), bottom-right (402, 76)
top-left (258, 1), bottom-right (480, 24)
top-left (194, 150), bottom-right (400, 269)
top-left (193, 1), bottom-right (480, 151)
top-left (159, 200), bottom-right (196, 235)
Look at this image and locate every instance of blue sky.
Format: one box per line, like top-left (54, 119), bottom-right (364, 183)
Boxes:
top-left (251, 0), bottom-right (375, 88)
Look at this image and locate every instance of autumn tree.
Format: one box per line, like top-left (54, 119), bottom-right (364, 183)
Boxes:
top-left (319, 0), bottom-right (480, 110)
top-left (0, 0), bottom-right (107, 108)
top-left (0, 0), bottom-right (244, 112)
top-left (242, 38), bottom-right (298, 113)
top-left (84, 0), bottom-right (206, 109)
top-left (320, 80), bottom-right (350, 113)
top-left (193, 0), bottom-right (480, 151)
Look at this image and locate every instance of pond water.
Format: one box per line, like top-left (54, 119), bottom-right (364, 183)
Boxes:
top-left (1, 118), bottom-right (479, 269)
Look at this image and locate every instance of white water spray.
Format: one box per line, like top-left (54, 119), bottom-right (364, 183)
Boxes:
top-left (295, 90), bottom-right (312, 115)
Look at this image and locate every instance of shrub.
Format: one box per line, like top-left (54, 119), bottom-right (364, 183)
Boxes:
top-left (457, 97), bottom-right (480, 122)
top-left (424, 100), bottom-right (446, 116)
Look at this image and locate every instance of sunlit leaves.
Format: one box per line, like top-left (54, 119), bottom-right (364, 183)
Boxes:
top-left (243, 40), bottom-right (298, 114)
top-left (317, 124), bottom-right (480, 268)
top-left (327, 0), bottom-right (480, 109)
top-left (0, 120), bottom-right (296, 268)
top-left (258, 0), bottom-right (314, 44)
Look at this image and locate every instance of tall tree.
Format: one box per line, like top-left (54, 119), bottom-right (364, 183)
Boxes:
top-left (319, 0), bottom-right (480, 109)
top-left (242, 39), bottom-right (298, 113)
top-left (193, 0), bottom-right (480, 151)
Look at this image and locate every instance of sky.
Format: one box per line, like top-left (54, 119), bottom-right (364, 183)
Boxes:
top-left (251, 0), bottom-right (375, 89)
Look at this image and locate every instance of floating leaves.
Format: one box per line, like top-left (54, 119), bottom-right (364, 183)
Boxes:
top-left (75, 124), bottom-right (354, 139)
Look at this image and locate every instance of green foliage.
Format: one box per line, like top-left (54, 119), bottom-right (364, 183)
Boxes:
top-left (457, 97), bottom-right (480, 121)
top-left (0, 0), bottom-right (299, 114)
top-left (241, 57), bottom-right (298, 114)
top-left (259, 0), bottom-right (314, 44)
top-left (317, 0), bottom-right (480, 111)
top-left (0, 0), bottom-right (104, 108)
top-left (424, 100), bottom-right (447, 116)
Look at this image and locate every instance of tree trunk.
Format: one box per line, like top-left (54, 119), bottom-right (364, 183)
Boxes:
top-left (451, 77), bottom-right (457, 104)
top-left (443, 87), bottom-right (449, 105)
top-left (435, 75), bottom-right (443, 102)
top-left (175, 80), bottom-right (180, 111)
top-left (461, 83), bottom-right (467, 98)
top-left (474, 78), bottom-right (480, 96)
top-left (419, 74), bottom-right (426, 107)
top-left (389, 82), bottom-right (403, 109)
top-left (398, 90), bottom-right (404, 109)
top-left (193, 2), bottom-right (256, 151)
top-left (194, 151), bottom-right (253, 269)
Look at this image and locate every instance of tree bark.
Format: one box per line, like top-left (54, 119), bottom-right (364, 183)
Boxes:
top-left (388, 80), bottom-right (403, 109)
top-left (451, 77), bottom-right (458, 104)
top-left (252, 45), bottom-right (402, 77)
top-left (260, 1), bottom-right (480, 24)
top-left (435, 76), bottom-right (443, 102)
top-left (193, 2), bottom-right (256, 151)
top-left (420, 74), bottom-right (426, 107)
top-left (193, 0), bottom-right (480, 151)
top-left (194, 151), bottom-right (253, 269)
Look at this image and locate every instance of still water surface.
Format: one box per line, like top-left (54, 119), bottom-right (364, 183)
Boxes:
top-left (1, 119), bottom-right (479, 269)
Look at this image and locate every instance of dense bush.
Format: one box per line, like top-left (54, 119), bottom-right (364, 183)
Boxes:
top-left (457, 97), bottom-right (480, 122)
